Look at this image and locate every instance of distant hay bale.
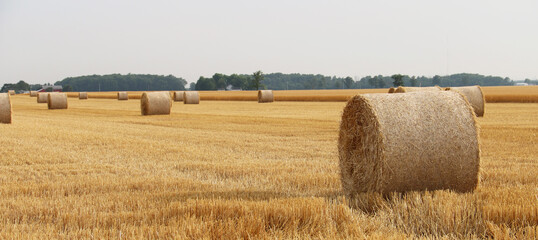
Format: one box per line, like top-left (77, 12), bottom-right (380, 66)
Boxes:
top-left (258, 90), bottom-right (274, 103)
top-left (8, 90), bottom-right (15, 95)
top-left (47, 93), bottom-right (68, 109)
top-left (79, 92), bottom-right (88, 100)
top-left (0, 93), bottom-right (12, 124)
top-left (394, 86), bottom-right (442, 93)
top-left (388, 87), bottom-right (395, 93)
top-left (37, 93), bottom-right (49, 103)
top-left (173, 91), bottom-right (185, 102)
top-left (183, 91), bottom-right (200, 104)
top-left (338, 91), bottom-right (480, 196)
top-left (30, 91), bottom-right (38, 97)
top-left (445, 86), bottom-right (485, 117)
top-left (118, 92), bottom-right (128, 100)
top-left (140, 91), bottom-right (172, 115)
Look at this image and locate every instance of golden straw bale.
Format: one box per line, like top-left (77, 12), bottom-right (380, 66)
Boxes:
top-left (118, 92), bottom-right (129, 100)
top-left (173, 91), bottom-right (185, 102)
top-left (445, 86), bottom-right (485, 117)
top-left (37, 93), bottom-right (49, 103)
top-left (47, 93), bottom-right (68, 109)
top-left (140, 91), bottom-right (172, 115)
top-left (394, 86), bottom-right (443, 93)
top-left (0, 93), bottom-right (12, 124)
top-left (8, 90), bottom-right (15, 95)
top-left (388, 88), bottom-right (395, 93)
top-left (79, 92), bottom-right (88, 100)
top-left (30, 91), bottom-right (38, 97)
top-left (183, 91), bottom-right (200, 104)
top-left (258, 90), bottom-right (274, 103)
top-left (338, 91), bottom-right (480, 196)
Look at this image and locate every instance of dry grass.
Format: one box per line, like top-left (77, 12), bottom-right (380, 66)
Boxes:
top-left (481, 86), bottom-right (538, 103)
top-left (0, 95), bottom-right (536, 239)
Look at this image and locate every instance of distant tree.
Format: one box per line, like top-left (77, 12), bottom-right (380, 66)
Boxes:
top-left (334, 80), bottom-right (342, 89)
top-left (391, 74), bottom-right (404, 87)
top-left (344, 76), bottom-right (354, 89)
top-left (63, 85), bottom-right (73, 92)
top-left (432, 75), bottom-right (441, 86)
top-left (410, 76), bottom-right (418, 87)
top-left (189, 82), bottom-right (196, 90)
top-left (252, 70), bottom-right (264, 90)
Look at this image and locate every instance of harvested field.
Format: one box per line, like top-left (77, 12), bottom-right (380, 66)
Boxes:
top-left (0, 93), bottom-right (536, 238)
top-left (62, 86), bottom-right (537, 102)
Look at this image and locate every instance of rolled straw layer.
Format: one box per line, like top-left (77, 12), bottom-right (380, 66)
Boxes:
top-left (37, 93), bottom-right (49, 103)
top-left (173, 91), bottom-right (185, 102)
top-left (141, 91), bottom-right (172, 115)
top-left (79, 92), bottom-right (88, 100)
top-left (445, 86), bottom-right (485, 117)
top-left (30, 91), bottom-right (38, 97)
top-left (47, 93), bottom-right (68, 109)
top-left (258, 90), bottom-right (274, 103)
top-left (338, 91), bottom-right (480, 196)
top-left (183, 91), bottom-right (200, 104)
top-left (0, 93), bottom-right (12, 124)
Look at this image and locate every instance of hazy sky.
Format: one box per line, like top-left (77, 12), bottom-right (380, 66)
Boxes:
top-left (1, 0), bottom-right (537, 85)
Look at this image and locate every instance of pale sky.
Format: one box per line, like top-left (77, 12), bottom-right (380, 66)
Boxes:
top-left (1, 0), bottom-right (537, 85)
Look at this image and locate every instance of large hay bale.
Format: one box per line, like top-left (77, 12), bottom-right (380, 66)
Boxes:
top-left (445, 86), bottom-right (485, 117)
top-left (37, 92), bottom-right (49, 103)
top-left (338, 91), bottom-right (480, 196)
top-left (0, 93), bottom-right (12, 124)
top-left (173, 91), bottom-right (185, 102)
top-left (183, 91), bottom-right (200, 104)
top-left (30, 91), bottom-right (38, 97)
top-left (79, 92), bottom-right (88, 100)
top-left (140, 91), bottom-right (172, 115)
top-left (258, 90), bottom-right (274, 103)
top-left (118, 92), bottom-right (128, 100)
top-left (8, 90), bottom-right (15, 95)
top-left (47, 93), bottom-right (68, 109)
top-left (394, 86), bottom-right (442, 93)
top-left (388, 87), bottom-right (395, 93)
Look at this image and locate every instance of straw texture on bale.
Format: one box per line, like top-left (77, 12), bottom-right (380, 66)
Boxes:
top-left (338, 91), bottom-right (480, 196)
top-left (8, 90), bottom-right (15, 95)
top-left (118, 92), bottom-right (128, 100)
top-left (445, 86), bottom-right (485, 117)
top-left (79, 92), bottom-right (88, 100)
top-left (394, 86), bottom-right (443, 93)
top-left (183, 91), bottom-right (200, 104)
top-left (140, 92), bottom-right (172, 115)
top-left (388, 88), bottom-right (395, 93)
top-left (37, 93), bottom-right (49, 103)
top-left (0, 93), bottom-right (12, 124)
top-left (173, 91), bottom-right (185, 102)
top-left (30, 91), bottom-right (38, 97)
top-left (258, 90), bottom-right (274, 103)
top-left (47, 93), bottom-right (68, 109)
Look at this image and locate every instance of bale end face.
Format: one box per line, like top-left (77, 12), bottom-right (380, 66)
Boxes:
top-left (141, 92), bottom-right (172, 115)
top-left (37, 93), bottom-right (49, 103)
top-left (79, 92), bottom-right (88, 100)
top-left (339, 91), bottom-right (480, 196)
top-left (47, 93), bottom-right (68, 109)
top-left (118, 92), bottom-right (129, 100)
top-left (183, 91), bottom-right (200, 104)
top-left (388, 88), bottom-right (395, 93)
top-left (173, 91), bottom-right (185, 102)
top-left (0, 93), bottom-right (12, 124)
top-left (30, 91), bottom-right (38, 97)
top-left (258, 90), bottom-right (274, 103)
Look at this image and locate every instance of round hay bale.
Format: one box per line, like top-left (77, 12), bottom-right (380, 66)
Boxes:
top-left (79, 92), bottom-right (88, 100)
top-left (394, 86), bottom-right (442, 93)
top-left (258, 90), bottom-right (274, 103)
top-left (37, 92), bottom-right (49, 103)
top-left (0, 93), bottom-right (12, 124)
top-left (141, 91), bottom-right (172, 115)
top-left (388, 87), bottom-right (395, 93)
top-left (445, 86), bottom-right (485, 117)
top-left (338, 91), bottom-right (480, 196)
top-left (47, 93), bottom-right (68, 109)
top-left (118, 92), bottom-right (128, 100)
top-left (173, 91), bottom-right (185, 102)
top-left (30, 91), bottom-right (38, 97)
top-left (8, 90), bottom-right (15, 95)
top-left (183, 91), bottom-right (200, 104)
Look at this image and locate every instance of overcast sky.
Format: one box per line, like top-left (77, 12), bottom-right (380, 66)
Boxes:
top-left (1, 0), bottom-right (537, 85)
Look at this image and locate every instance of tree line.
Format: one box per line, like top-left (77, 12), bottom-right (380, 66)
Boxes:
top-left (55, 74), bottom-right (188, 92)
